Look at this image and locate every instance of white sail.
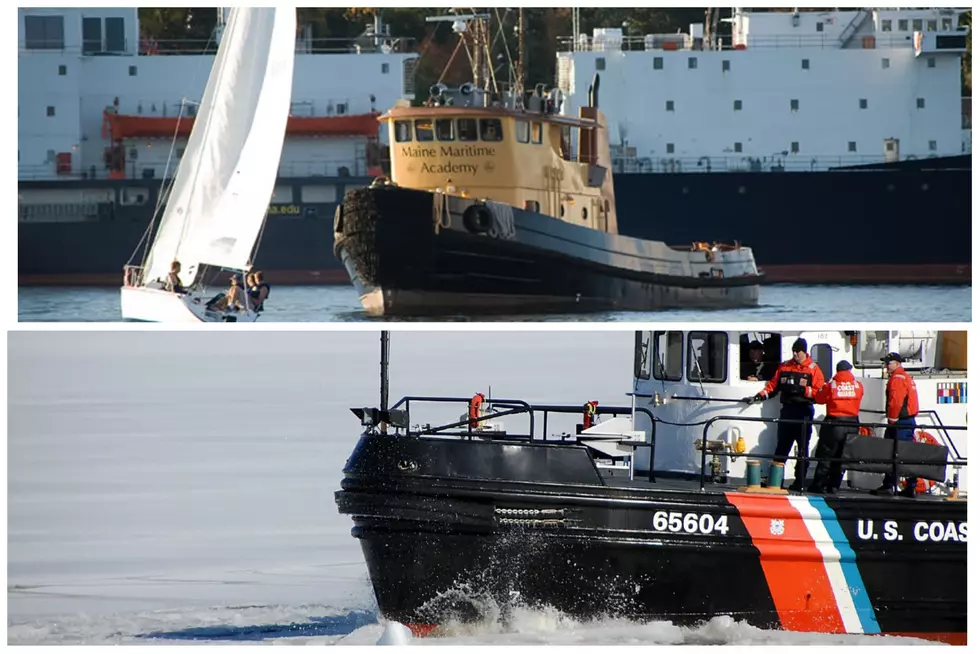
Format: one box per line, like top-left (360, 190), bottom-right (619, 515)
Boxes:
top-left (142, 7), bottom-right (296, 285)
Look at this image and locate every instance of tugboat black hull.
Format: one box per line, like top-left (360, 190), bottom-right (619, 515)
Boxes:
top-left (333, 186), bottom-right (761, 316)
top-left (336, 435), bottom-right (967, 643)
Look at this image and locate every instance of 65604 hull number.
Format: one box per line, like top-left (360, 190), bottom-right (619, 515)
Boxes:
top-left (652, 511), bottom-right (730, 535)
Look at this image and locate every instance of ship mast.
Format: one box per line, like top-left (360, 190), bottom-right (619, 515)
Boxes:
top-left (516, 8), bottom-right (525, 98)
top-left (426, 12), bottom-right (492, 94)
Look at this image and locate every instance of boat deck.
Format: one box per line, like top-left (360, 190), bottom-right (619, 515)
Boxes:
top-left (598, 468), bottom-right (965, 502)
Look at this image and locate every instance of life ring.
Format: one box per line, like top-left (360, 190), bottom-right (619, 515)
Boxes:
top-left (900, 430), bottom-right (941, 494)
top-left (468, 393), bottom-right (486, 428)
top-left (462, 204), bottom-right (492, 234)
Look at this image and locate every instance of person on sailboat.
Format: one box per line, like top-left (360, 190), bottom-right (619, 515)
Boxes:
top-left (166, 261), bottom-right (187, 294)
top-left (248, 271), bottom-right (271, 312)
top-left (208, 275), bottom-right (246, 312)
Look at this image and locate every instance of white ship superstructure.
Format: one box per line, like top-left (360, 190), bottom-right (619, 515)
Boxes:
top-left (18, 7), bottom-right (418, 184)
top-left (557, 8), bottom-right (970, 173)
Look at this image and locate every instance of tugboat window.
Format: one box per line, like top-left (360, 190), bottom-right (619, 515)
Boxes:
top-left (480, 119), bottom-right (503, 142)
top-left (435, 118), bottom-right (454, 141)
top-left (414, 119), bottom-right (434, 142)
top-left (515, 120), bottom-right (530, 143)
top-left (582, 207), bottom-right (588, 221)
top-left (739, 332), bottom-right (780, 381)
top-left (653, 331), bottom-right (683, 382)
top-left (898, 19), bottom-right (908, 31)
top-left (394, 120), bottom-right (412, 142)
top-left (458, 118), bottom-right (478, 141)
top-left (531, 122), bottom-right (543, 144)
top-left (810, 344), bottom-right (833, 382)
top-left (634, 331), bottom-right (652, 380)
top-left (687, 332), bottom-right (727, 383)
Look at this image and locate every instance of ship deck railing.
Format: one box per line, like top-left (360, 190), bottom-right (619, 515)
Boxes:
top-left (367, 396), bottom-right (967, 495)
top-left (557, 32), bottom-right (951, 53)
top-left (608, 153), bottom-right (965, 175)
top-left (19, 36), bottom-right (417, 57)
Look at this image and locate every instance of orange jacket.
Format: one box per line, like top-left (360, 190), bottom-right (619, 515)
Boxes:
top-left (814, 370), bottom-right (863, 417)
top-left (886, 365), bottom-right (919, 422)
top-left (761, 356), bottom-right (826, 405)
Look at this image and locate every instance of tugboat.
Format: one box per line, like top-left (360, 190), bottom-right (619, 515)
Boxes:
top-left (333, 13), bottom-right (762, 316)
top-left (335, 330), bottom-right (967, 643)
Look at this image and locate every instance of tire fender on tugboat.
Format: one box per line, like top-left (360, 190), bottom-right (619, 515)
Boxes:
top-left (462, 203), bottom-right (493, 234)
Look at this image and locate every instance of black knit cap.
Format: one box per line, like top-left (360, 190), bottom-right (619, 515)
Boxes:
top-left (792, 338), bottom-right (808, 353)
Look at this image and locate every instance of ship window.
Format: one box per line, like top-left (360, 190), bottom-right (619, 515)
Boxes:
top-left (734, 142), bottom-right (742, 153)
top-left (635, 332), bottom-right (652, 380)
top-left (942, 18), bottom-right (952, 31)
top-left (912, 19), bottom-right (923, 32)
top-left (435, 118), bottom-right (454, 141)
top-left (336, 103), bottom-right (347, 115)
top-left (687, 57), bottom-right (698, 69)
top-left (801, 58), bottom-right (810, 70)
top-left (739, 332), bottom-right (781, 381)
top-left (479, 118), bottom-right (503, 142)
top-left (665, 100), bottom-right (674, 112)
top-left (531, 122), bottom-right (542, 144)
top-left (24, 15), bottom-right (65, 50)
top-left (881, 58), bottom-right (890, 69)
top-left (515, 120), bottom-right (530, 143)
top-left (791, 141), bottom-right (799, 153)
top-left (129, 65), bottom-right (137, 76)
top-left (653, 56), bottom-right (663, 70)
top-left (666, 143), bottom-right (675, 154)
top-left (652, 331), bottom-right (683, 382)
top-left (848, 141), bottom-right (857, 152)
top-left (810, 344), bottom-right (833, 382)
top-left (524, 200), bottom-right (540, 212)
top-left (733, 99), bottom-right (742, 111)
top-left (926, 19), bottom-right (937, 31)
top-left (816, 22), bottom-right (824, 32)
top-left (394, 120), bottom-right (412, 142)
top-left (859, 98), bottom-right (868, 109)
top-left (927, 57), bottom-right (936, 68)
top-left (886, 141), bottom-right (895, 152)
top-left (414, 119), bottom-right (434, 142)
top-left (458, 118), bottom-right (478, 142)
top-left (58, 64), bottom-right (67, 75)
top-left (790, 98), bottom-right (799, 111)
top-left (881, 19), bottom-right (892, 31)
top-left (688, 331), bottom-right (727, 384)
top-left (595, 57), bottom-right (606, 71)
top-left (381, 63), bottom-right (389, 74)
top-left (916, 97), bottom-right (925, 109)
top-left (898, 19), bottom-right (908, 31)
top-left (46, 106), bottom-right (55, 117)
top-left (722, 59), bottom-right (730, 72)
top-left (929, 140), bottom-right (937, 151)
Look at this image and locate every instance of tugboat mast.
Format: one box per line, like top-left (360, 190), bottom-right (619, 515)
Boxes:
top-left (380, 330), bottom-right (390, 410)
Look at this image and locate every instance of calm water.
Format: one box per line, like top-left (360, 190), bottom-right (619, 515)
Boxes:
top-left (17, 283), bottom-right (973, 322)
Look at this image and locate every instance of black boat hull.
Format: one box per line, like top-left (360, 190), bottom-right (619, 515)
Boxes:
top-left (333, 185), bottom-right (761, 316)
top-left (335, 434), bottom-right (967, 643)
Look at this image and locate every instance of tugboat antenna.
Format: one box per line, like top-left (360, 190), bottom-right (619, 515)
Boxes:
top-left (380, 331), bottom-right (390, 410)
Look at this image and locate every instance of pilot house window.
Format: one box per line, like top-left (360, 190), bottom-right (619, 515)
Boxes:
top-left (458, 118), bottom-right (478, 141)
top-left (515, 120), bottom-right (530, 143)
top-left (652, 331), bottom-right (683, 382)
top-left (414, 119), bottom-right (434, 142)
top-left (688, 331), bottom-right (728, 383)
top-left (435, 118), bottom-right (454, 141)
top-left (394, 120), bottom-right (412, 142)
top-left (531, 122), bottom-right (543, 144)
top-left (480, 118), bottom-right (503, 142)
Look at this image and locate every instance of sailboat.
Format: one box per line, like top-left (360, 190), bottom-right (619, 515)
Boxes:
top-left (120, 7), bottom-right (295, 322)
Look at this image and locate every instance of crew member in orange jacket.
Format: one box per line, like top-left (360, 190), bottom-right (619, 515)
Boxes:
top-left (808, 360), bottom-right (863, 494)
top-left (742, 338), bottom-right (826, 491)
top-left (873, 352), bottom-right (921, 497)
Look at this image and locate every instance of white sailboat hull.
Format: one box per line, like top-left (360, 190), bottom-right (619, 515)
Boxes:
top-left (120, 286), bottom-right (260, 323)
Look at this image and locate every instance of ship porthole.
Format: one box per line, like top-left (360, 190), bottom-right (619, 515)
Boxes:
top-left (738, 186), bottom-right (747, 194)
top-left (921, 183), bottom-right (929, 191)
top-left (462, 204), bottom-right (492, 233)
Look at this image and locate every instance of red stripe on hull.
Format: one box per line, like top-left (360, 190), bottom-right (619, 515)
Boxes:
top-left (726, 493), bottom-right (846, 634)
top-left (885, 632), bottom-right (967, 646)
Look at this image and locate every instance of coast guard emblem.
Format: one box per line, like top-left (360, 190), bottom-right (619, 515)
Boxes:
top-left (770, 519), bottom-right (785, 536)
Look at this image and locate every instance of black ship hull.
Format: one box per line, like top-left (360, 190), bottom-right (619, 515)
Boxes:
top-left (333, 185), bottom-right (761, 316)
top-left (335, 434), bottom-right (967, 644)
top-left (18, 156), bottom-right (971, 286)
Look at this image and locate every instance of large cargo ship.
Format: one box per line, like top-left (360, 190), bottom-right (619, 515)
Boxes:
top-left (18, 7), bottom-right (972, 286)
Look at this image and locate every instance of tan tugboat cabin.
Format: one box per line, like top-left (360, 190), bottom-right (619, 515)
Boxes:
top-left (380, 83), bottom-right (619, 234)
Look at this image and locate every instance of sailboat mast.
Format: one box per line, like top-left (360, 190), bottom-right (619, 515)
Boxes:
top-left (380, 331), bottom-right (390, 410)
